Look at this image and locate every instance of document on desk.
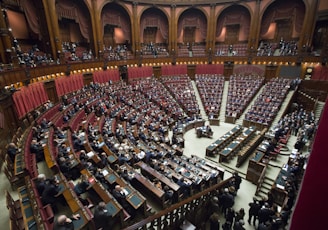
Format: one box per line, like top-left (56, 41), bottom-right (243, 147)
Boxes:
top-left (87, 151), bottom-right (95, 158)
top-left (102, 169), bottom-right (109, 176)
top-left (276, 184), bottom-right (285, 190)
top-left (122, 188), bottom-right (129, 196)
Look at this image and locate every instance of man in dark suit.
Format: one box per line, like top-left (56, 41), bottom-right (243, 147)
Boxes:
top-left (30, 139), bottom-right (44, 161)
top-left (112, 185), bottom-right (135, 217)
top-left (41, 178), bottom-right (61, 213)
top-left (248, 197), bottom-right (261, 225)
top-left (53, 215), bottom-right (75, 230)
top-left (93, 202), bottom-right (113, 230)
top-left (7, 142), bottom-right (19, 162)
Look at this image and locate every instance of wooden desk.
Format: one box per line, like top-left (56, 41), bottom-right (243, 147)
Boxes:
top-left (219, 140), bottom-right (241, 163)
top-left (191, 155), bottom-right (225, 180)
top-left (80, 169), bottom-right (113, 204)
top-left (271, 164), bottom-right (291, 206)
top-left (14, 153), bottom-right (26, 176)
top-left (136, 161), bottom-right (180, 192)
top-left (126, 193), bottom-right (144, 210)
top-left (72, 208), bottom-right (91, 230)
top-left (102, 166), bottom-right (146, 211)
top-left (105, 200), bottom-right (122, 217)
top-left (206, 125), bottom-right (242, 156)
top-left (246, 155), bottom-right (266, 185)
top-left (123, 164), bottom-right (165, 207)
top-left (18, 186), bottom-right (39, 230)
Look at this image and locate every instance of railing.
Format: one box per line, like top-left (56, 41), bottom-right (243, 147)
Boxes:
top-left (123, 177), bottom-right (233, 230)
top-left (255, 164), bottom-right (267, 197)
top-left (0, 53), bottom-right (323, 87)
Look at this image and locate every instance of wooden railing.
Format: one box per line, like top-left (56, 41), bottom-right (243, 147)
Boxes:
top-left (255, 165), bottom-right (267, 197)
top-left (0, 54), bottom-right (322, 87)
top-left (123, 177), bottom-right (232, 230)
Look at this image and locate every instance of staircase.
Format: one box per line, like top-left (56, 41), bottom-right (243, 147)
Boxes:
top-left (315, 101), bottom-right (325, 120)
top-left (218, 81), bottom-right (229, 123)
top-left (191, 81), bottom-right (208, 122)
top-left (255, 175), bottom-right (275, 199)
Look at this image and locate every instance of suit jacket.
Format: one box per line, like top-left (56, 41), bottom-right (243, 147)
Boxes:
top-left (93, 207), bottom-right (113, 229)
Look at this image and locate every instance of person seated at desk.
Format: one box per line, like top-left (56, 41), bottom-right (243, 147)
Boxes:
top-left (40, 118), bottom-right (51, 130)
top-left (73, 174), bottom-right (91, 196)
top-left (119, 169), bottom-right (133, 183)
top-left (57, 156), bottom-right (80, 180)
top-left (35, 173), bottom-right (50, 195)
top-left (53, 214), bottom-right (80, 230)
top-left (73, 135), bottom-right (85, 152)
top-left (118, 152), bottom-right (130, 165)
top-left (153, 179), bottom-right (162, 190)
top-left (206, 125), bottom-right (213, 134)
top-left (93, 167), bottom-right (110, 190)
top-left (7, 142), bottom-right (19, 162)
top-left (112, 185), bottom-right (136, 217)
top-left (42, 178), bottom-right (62, 213)
top-left (163, 185), bottom-right (174, 204)
top-left (79, 150), bottom-right (88, 163)
top-left (177, 178), bottom-right (191, 198)
top-left (58, 143), bottom-right (70, 157)
top-left (99, 152), bottom-right (109, 168)
top-left (30, 139), bottom-right (45, 161)
top-left (93, 201), bottom-right (114, 230)
top-left (31, 126), bottom-right (42, 141)
top-left (54, 126), bottom-right (66, 139)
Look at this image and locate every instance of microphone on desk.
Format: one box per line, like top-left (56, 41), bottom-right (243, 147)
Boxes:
top-left (28, 221), bottom-right (36, 229)
top-left (22, 197), bottom-right (29, 203)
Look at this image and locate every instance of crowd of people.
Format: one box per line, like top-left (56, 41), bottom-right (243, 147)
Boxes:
top-left (6, 74), bottom-right (319, 230)
top-left (103, 44), bottom-right (130, 61)
top-left (257, 39), bottom-right (298, 57)
top-left (226, 75), bottom-right (264, 119)
top-left (140, 42), bottom-right (169, 58)
top-left (13, 39), bottom-right (55, 67)
top-left (195, 74), bottom-right (225, 118)
top-left (161, 75), bottom-right (200, 117)
top-left (245, 78), bottom-right (292, 126)
top-left (62, 42), bottom-right (94, 62)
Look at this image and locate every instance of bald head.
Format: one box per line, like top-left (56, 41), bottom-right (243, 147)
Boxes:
top-left (57, 215), bottom-right (68, 225)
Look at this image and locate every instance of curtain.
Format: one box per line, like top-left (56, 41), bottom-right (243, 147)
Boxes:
top-left (178, 13), bottom-right (207, 40)
top-left (56, 0), bottom-right (90, 41)
top-left (312, 66), bottom-right (328, 81)
top-left (260, 2), bottom-right (305, 37)
top-left (216, 10), bottom-right (250, 39)
top-left (101, 9), bottom-right (131, 41)
top-left (20, 0), bottom-right (41, 39)
top-left (195, 64), bottom-right (224, 75)
top-left (55, 74), bottom-right (83, 97)
top-left (93, 70), bottom-right (120, 83)
top-left (13, 82), bottom-right (49, 119)
top-left (140, 12), bottom-right (169, 40)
